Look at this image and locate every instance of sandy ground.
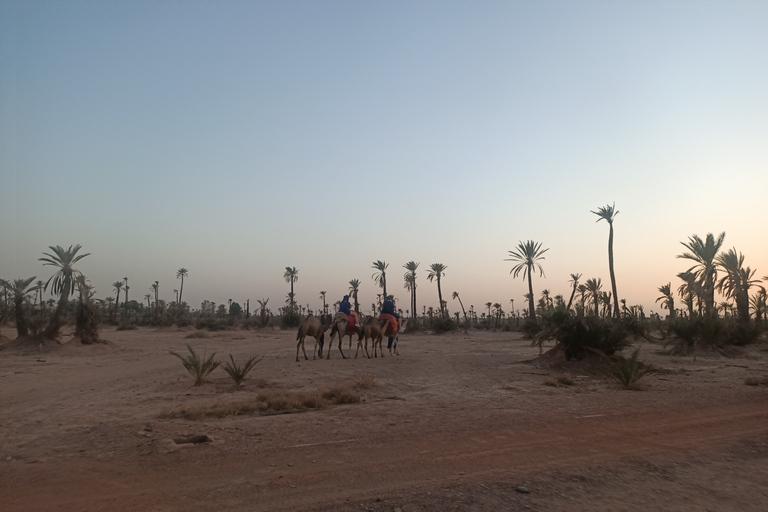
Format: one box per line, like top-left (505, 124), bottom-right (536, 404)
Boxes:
top-left (1, 325), bottom-right (767, 512)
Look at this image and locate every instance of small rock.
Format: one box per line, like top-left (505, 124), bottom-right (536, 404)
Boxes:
top-left (516, 485), bottom-right (530, 494)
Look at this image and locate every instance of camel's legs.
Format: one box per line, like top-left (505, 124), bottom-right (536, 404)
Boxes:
top-left (296, 337), bottom-right (308, 362)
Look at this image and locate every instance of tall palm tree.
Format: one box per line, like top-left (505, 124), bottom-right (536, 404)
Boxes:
top-left (452, 291), bottom-right (467, 322)
top-left (485, 301), bottom-right (493, 320)
top-left (577, 284), bottom-right (588, 314)
top-left (656, 283), bottom-right (676, 319)
top-left (372, 260), bottom-right (388, 298)
top-left (152, 281), bottom-right (159, 312)
top-left (176, 268), bottom-right (188, 304)
top-left (319, 290), bottom-right (327, 315)
top-left (505, 240), bottom-right (549, 321)
top-left (584, 278), bottom-right (602, 317)
top-left (0, 277), bottom-right (37, 337)
top-left (112, 281), bottom-right (124, 320)
top-left (39, 244), bottom-right (90, 339)
top-left (591, 203), bottom-right (620, 318)
top-left (716, 248), bottom-right (760, 323)
top-left (427, 263), bottom-right (447, 317)
top-left (403, 261), bottom-right (419, 318)
top-left (144, 294), bottom-right (151, 311)
top-left (123, 277), bottom-right (128, 308)
top-left (348, 279), bottom-right (361, 314)
top-left (566, 273), bottom-right (582, 311)
top-left (677, 232), bottom-right (725, 317)
top-left (283, 267), bottom-right (299, 310)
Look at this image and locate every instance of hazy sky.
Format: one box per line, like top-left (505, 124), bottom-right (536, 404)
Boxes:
top-left (1, 1), bottom-right (767, 317)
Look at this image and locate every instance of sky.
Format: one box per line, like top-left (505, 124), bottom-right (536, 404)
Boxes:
top-left (1, 0), bottom-right (767, 317)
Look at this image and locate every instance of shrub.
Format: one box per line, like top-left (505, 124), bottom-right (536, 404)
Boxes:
top-left (116, 321), bottom-right (137, 331)
top-left (431, 316), bottom-right (457, 334)
top-left (280, 310), bottom-right (302, 328)
top-left (352, 373), bottom-right (377, 390)
top-left (535, 309), bottom-right (638, 360)
top-left (321, 386), bottom-right (363, 404)
top-left (595, 347), bottom-right (654, 390)
top-left (170, 344), bottom-right (220, 386)
top-left (667, 316), bottom-right (760, 357)
top-left (195, 316), bottom-right (229, 331)
top-left (221, 354), bottom-right (261, 386)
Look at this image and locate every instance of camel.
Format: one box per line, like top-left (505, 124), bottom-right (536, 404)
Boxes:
top-left (355, 316), bottom-right (383, 359)
top-left (377, 315), bottom-right (406, 356)
top-left (326, 311), bottom-right (360, 359)
top-left (295, 314), bottom-right (332, 362)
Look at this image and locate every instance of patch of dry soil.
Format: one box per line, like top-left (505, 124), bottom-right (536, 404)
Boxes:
top-left (1, 327), bottom-right (767, 511)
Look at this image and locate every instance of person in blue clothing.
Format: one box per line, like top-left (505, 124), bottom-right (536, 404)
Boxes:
top-left (339, 295), bottom-right (352, 315)
top-left (381, 296), bottom-right (400, 349)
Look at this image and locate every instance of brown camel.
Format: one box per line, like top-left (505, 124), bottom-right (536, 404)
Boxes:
top-left (355, 316), bottom-right (383, 359)
top-left (295, 314), bottom-right (332, 362)
top-left (326, 311), bottom-right (360, 359)
top-left (377, 316), bottom-right (406, 356)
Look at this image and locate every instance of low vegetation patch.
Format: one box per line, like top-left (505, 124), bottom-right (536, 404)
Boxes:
top-left (161, 386), bottom-right (363, 420)
top-left (221, 354), bottom-right (261, 386)
top-left (744, 377), bottom-right (768, 387)
top-left (595, 347), bottom-right (654, 390)
top-left (170, 344), bottom-right (220, 386)
top-left (321, 386), bottom-right (363, 404)
top-left (352, 373), bottom-right (377, 390)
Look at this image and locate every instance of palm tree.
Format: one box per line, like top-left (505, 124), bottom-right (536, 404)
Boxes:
top-left (485, 301), bottom-right (493, 321)
top-left (144, 294), bottom-right (151, 311)
top-left (372, 260), bottom-right (388, 298)
top-left (577, 284), bottom-right (588, 314)
top-left (257, 298), bottom-right (270, 326)
top-left (591, 203), bottom-right (620, 318)
top-left (716, 248), bottom-right (760, 323)
top-left (123, 277), bottom-right (129, 308)
top-left (35, 280), bottom-right (45, 307)
top-left (656, 283), bottom-right (676, 319)
top-left (505, 240), bottom-right (549, 321)
top-left (584, 278), bottom-right (602, 317)
top-left (750, 288), bottom-right (767, 325)
top-left (427, 263), bottom-right (447, 317)
top-left (152, 281), bottom-right (159, 312)
top-left (348, 279), bottom-right (361, 314)
top-left (283, 267), bottom-right (299, 310)
top-left (452, 291), bottom-right (467, 323)
top-left (403, 261), bottom-right (419, 318)
top-left (39, 244), bottom-right (90, 339)
top-left (176, 268), bottom-right (188, 304)
top-left (566, 273), bottom-right (582, 311)
top-left (677, 232), bottom-right (725, 317)
top-left (0, 277), bottom-right (37, 337)
top-left (319, 290), bottom-right (327, 315)
top-left (112, 281), bottom-right (123, 320)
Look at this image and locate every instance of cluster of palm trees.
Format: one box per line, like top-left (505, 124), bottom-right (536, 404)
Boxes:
top-left (655, 232), bottom-right (766, 323)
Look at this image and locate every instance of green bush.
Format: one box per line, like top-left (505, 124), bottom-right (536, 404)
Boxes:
top-left (431, 316), bottom-right (457, 334)
top-left (535, 308), bottom-right (639, 360)
top-left (195, 316), bottom-right (229, 331)
top-left (594, 347), bottom-right (654, 390)
top-left (222, 354), bottom-right (261, 387)
top-left (170, 344), bottom-right (220, 386)
top-left (667, 316), bottom-right (760, 355)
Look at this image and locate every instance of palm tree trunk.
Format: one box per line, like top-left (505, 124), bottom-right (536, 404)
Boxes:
top-left (566, 284), bottom-right (577, 311)
top-left (15, 296), bottom-right (30, 337)
top-left (608, 223), bottom-right (620, 318)
top-left (457, 296), bottom-right (467, 322)
top-left (45, 277), bottom-right (71, 339)
top-left (178, 275), bottom-right (184, 304)
top-left (526, 264), bottom-right (535, 321)
top-left (437, 277), bottom-right (444, 317)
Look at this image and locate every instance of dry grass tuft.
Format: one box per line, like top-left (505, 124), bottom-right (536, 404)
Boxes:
top-left (544, 374), bottom-right (576, 387)
top-left (184, 331), bottom-right (210, 339)
top-left (160, 386), bottom-right (364, 420)
top-left (352, 373), bottom-right (377, 390)
top-left (321, 386), bottom-right (363, 404)
top-left (744, 377), bottom-right (768, 387)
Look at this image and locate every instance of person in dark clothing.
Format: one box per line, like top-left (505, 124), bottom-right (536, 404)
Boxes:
top-left (339, 295), bottom-right (352, 315)
top-left (381, 296), bottom-right (400, 348)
